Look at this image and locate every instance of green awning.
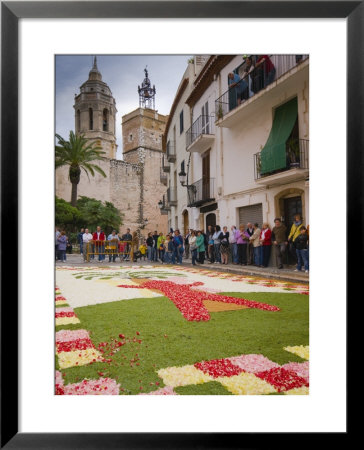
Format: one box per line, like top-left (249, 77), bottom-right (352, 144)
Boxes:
top-left (260, 97), bottom-right (298, 174)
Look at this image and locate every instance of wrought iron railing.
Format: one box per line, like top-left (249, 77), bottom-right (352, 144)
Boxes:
top-left (167, 187), bottom-right (177, 206)
top-left (187, 178), bottom-right (215, 207)
top-left (162, 155), bottom-right (170, 173)
top-left (166, 140), bottom-right (176, 162)
top-left (254, 139), bottom-right (309, 180)
top-left (160, 194), bottom-right (170, 212)
top-left (160, 166), bottom-right (167, 185)
top-left (216, 55), bottom-right (309, 119)
top-left (186, 115), bottom-right (215, 149)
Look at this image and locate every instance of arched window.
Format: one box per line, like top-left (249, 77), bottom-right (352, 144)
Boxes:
top-left (103, 109), bottom-right (109, 131)
top-left (76, 110), bottom-right (81, 132)
top-left (89, 108), bottom-right (93, 130)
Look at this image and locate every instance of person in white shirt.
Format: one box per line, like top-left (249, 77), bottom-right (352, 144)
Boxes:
top-left (82, 228), bottom-right (93, 262)
top-left (229, 225), bottom-right (238, 264)
top-left (188, 231), bottom-right (197, 266)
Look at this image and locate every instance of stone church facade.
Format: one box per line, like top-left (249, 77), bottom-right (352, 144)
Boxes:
top-left (56, 58), bottom-right (168, 236)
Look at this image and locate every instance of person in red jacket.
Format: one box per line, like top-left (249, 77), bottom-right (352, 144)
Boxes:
top-left (92, 226), bottom-right (106, 262)
top-left (259, 222), bottom-right (272, 268)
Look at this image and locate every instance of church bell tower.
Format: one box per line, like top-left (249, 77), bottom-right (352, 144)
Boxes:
top-left (74, 56), bottom-right (118, 159)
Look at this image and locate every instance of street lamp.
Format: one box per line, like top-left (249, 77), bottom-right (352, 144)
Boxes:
top-left (158, 199), bottom-right (163, 209)
top-left (178, 169), bottom-right (187, 186)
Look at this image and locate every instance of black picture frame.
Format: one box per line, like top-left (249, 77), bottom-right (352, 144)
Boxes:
top-left (1, 1), bottom-right (358, 447)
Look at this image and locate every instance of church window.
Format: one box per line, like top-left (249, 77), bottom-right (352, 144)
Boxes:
top-left (89, 108), bottom-right (93, 130)
top-left (129, 134), bottom-right (133, 142)
top-left (103, 108), bottom-right (109, 131)
top-left (76, 110), bottom-right (81, 132)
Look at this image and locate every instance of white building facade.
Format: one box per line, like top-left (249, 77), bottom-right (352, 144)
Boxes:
top-left (161, 55), bottom-right (309, 266)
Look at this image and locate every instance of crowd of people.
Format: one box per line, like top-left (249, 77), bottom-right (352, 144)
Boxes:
top-left (55, 214), bottom-right (309, 273)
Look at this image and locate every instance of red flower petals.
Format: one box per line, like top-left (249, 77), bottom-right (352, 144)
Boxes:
top-left (195, 359), bottom-right (244, 378)
top-left (118, 280), bottom-right (279, 322)
top-left (255, 367), bottom-right (309, 392)
top-left (56, 338), bottom-right (94, 353)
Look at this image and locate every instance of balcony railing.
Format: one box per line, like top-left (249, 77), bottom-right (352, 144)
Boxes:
top-left (166, 140), bottom-right (176, 163)
top-left (254, 139), bottom-right (309, 180)
top-left (186, 115), bottom-right (215, 149)
top-left (160, 194), bottom-right (170, 214)
top-left (160, 167), bottom-right (167, 185)
top-left (216, 55), bottom-right (308, 120)
top-left (187, 178), bottom-right (215, 207)
top-left (162, 155), bottom-right (170, 173)
top-left (167, 187), bottom-right (177, 206)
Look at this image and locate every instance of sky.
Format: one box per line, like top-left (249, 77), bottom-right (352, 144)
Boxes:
top-left (55, 55), bottom-right (190, 159)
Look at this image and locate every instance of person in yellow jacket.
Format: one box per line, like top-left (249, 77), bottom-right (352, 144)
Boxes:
top-left (288, 214), bottom-right (305, 263)
top-left (157, 232), bottom-right (166, 262)
top-left (139, 242), bottom-right (147, 261)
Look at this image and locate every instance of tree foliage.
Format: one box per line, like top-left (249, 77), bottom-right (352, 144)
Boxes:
top-left (55, 196), bottom-right (124, 238)
top-left (55, 131), bottom-right (107, 206)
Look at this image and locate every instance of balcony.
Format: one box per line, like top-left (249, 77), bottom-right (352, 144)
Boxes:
top-left (162, 155), bottom-right (170, 173)
top-left (167, 187), bottom-right (177, 206)
top-left (187, 178), bottom-right (215, 207)
top-left (254, 139), bottom-right (309, 186)
top-left (215, 55), bottom-right (309, 128)
top-left (160, 194), bottom-right (169, 215)
top-left (166, 140), bottom-right (176, 163)
top-left (160, 167), bottom-right (167, 185)
top-left (186, 115), bottom-right (215, 153)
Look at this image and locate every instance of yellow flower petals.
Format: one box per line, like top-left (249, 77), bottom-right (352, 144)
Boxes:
top-left (57, 349), bottom-right (102, 369)
top-left (217, 372), bottom-right (277, 395)
top-left (157, 365), bottom-right (213, 387)
top-left (284, 345), bottom-right (309, 360)
top-left (56, 317), bottom-right (80, 326)
top-left (284, 386), bottom-right (309, 395)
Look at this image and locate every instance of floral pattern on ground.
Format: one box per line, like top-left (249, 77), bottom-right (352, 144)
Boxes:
top-left (255, 367), bottom-right (309, 392)
top-left (284, 345), bottom-right (309, 360)
top-left (55, 371), bottom-right (120, 395)
top-left (155, 353), bottom-right (309, 395)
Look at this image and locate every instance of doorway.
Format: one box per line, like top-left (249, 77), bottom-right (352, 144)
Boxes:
top-left (206, 213), bottom-right (216, 230)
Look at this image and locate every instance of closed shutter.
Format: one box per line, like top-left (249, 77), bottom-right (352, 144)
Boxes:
top-left (238, 204), bottom-right (263, 228)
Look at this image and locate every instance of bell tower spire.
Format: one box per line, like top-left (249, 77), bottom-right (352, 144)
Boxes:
top-left (138, 66), bottom-right (156, 110)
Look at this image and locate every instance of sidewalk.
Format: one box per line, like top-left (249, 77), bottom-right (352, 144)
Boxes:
top-left (56, 253), bottom-right (309, 284)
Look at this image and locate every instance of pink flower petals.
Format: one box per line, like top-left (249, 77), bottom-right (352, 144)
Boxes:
top-left (141, 386), bottom-right (177, 395)
top-left (281, 361), bottom-right (309, 383)
top-left (229, 354), bottom-right (280, 373)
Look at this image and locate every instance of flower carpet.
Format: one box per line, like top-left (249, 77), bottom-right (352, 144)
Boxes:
top-left (55, 265), bottom-right (309, 395)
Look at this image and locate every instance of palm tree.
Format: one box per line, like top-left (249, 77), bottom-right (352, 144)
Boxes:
top-left (55, 131), bottom-right (107, 206)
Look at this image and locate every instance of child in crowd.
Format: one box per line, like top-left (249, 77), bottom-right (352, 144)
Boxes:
top-left (139, 241), bottom-right (147, 261)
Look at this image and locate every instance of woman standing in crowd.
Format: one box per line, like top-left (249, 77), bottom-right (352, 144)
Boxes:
top-left (212, 225), bottom-right (223, 264)
top-left (259, 223), bottom-right (272, 268)
top-left (220, 226), bottom-right (230, 265)
top-left (250, 223), bottom-right (261, 266)
top-left (288, 214), bottom-right (304, 263)
top-left (57, 231), bottom-right (67, 262)
top-left (237, 224), bottom-right (250, 265)
top-left (146, 232), bottom-right (154, 262)
top-left (294, 226), bottom-right (309, 273)
top-left (196, 230), bottom-right (205, 264)
top-left (188, 230), bottom-right (197, 266)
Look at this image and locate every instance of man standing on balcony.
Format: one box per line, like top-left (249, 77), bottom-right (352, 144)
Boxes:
top-left (228, 72), bottom-right (247, 110)
top-left (272, 218), bottom-right (288, 269)
top-left (255, 55), bottom-right (276, 89)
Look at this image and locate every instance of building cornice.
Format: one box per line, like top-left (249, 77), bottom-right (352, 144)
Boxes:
top-left (163, 77), bottom-right (189, 149)
top-left (186, 55), bottom-right (236, 108)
